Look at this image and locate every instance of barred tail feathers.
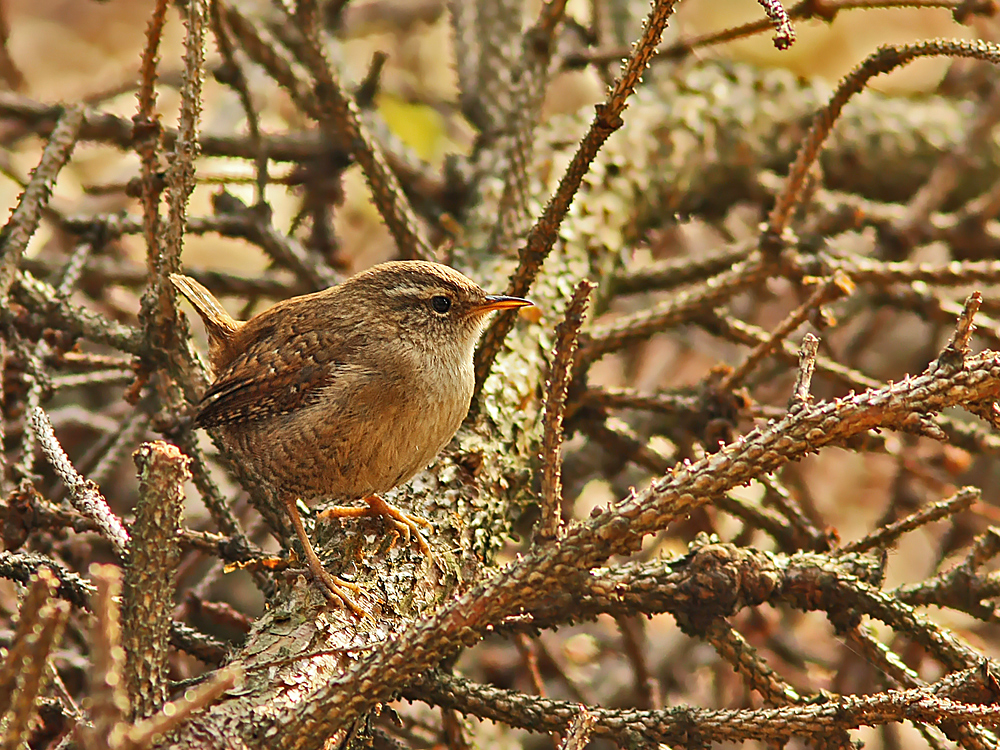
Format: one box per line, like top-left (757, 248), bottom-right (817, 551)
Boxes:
top-left (170, 273), bottom-right (243, 371)
top-left (169, 273), bottom-right (241, 339)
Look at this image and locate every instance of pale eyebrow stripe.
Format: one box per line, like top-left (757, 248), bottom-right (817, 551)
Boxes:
top-left (383, 281), bottom-right (460, 298)
top-left (384, 284), bottom-right (429, 298)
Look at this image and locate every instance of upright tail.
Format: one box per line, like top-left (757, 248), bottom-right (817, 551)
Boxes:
top-left (169, 273), bottom-right (242, 370)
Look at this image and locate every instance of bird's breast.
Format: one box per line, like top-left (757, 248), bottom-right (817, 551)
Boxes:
top-left (233, 350), bottom-right (475, 501)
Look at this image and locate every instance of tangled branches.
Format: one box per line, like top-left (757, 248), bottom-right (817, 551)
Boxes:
top-left (1, 0), bottom-right (1000, 749)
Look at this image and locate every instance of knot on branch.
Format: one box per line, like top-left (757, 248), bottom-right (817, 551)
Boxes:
top-left (3, 481), bottom-right (45, 551)
top-left (696, 375), bottom-right (752, 451)
top-left (671, 542), bottom-right (782, 632)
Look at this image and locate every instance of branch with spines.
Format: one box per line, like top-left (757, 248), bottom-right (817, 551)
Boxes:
top-left (5, 8), bottom-right (1000, 748)
top-left (763, 39), bottom-right (1000, 253)
top-left (408, 662), bottom-right (1000, 746)
top-left (153, 295), bottom-right (1000, 747)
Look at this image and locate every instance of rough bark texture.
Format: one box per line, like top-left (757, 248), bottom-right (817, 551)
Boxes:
top-left (152, 61), bottom-right (1000, 748)
top-left (3, 3), bottom-right (1000, 749)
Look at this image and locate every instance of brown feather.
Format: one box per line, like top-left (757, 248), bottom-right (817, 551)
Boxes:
top-left (169, 273), bottom-right (243, 372)
top-left (183, 260), bottom-right (531, 500)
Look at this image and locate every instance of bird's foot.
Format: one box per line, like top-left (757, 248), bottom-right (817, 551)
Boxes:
top-left (319, 495), bottom-right (435, 562)
top-left (292, 550), bottom-right (366, 618)
top-left (283, 496), bottom-right (368, 619)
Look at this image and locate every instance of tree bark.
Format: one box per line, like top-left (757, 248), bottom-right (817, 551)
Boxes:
top-left (152, 59), bottom-right (997, 749)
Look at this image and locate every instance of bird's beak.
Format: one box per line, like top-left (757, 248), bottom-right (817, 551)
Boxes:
top-left (476, 295), bottom-right (533, 313)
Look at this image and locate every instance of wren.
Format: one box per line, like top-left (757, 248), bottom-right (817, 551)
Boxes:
top-left (170, 261), bottom-right (531, 616)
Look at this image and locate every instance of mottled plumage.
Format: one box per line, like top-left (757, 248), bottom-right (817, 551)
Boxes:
top-left (170, 261), bottom-right (531, 615)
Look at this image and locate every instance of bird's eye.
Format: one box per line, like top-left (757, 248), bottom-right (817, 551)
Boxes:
top-left (431, 295), bottom-right (452, 314)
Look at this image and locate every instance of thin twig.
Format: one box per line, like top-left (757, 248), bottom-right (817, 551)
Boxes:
top-left (790, 332), bottom-right (819, 407)
top-left (29, 407), bottom-right (129, 557)
top-left (577, 386), bottom-right (701, 417)
top-left (141, 0), bottom-right (210, 402)
top-left (0, 104), bottom-right (84, 303)
top-left (485, 0), bottom-right (570, 253)
top-left (896, 85), bottom-right (1000, 249)
top-left (513, 633), bottom-right (547, 697)
top-left (839, 487), bottom-right (979, 555)
top-left (0, 92), bottom-right (349, 164)
top-left (720, 271), bottom-right (854, 390)
top-left (577, 256), bottom-right (769, 366)
top-left (703, 312), bottom-right (881, 391)
top-left (610, 243), bottom-right (752, 296)
top-left (13, 269), bottom-right (149, 355)
top-left (83, 410), bottom-right (151, 489)
top-left (893, 526), bottom-right (1000, 621)
top-left (122, 442), bottom-right (191, 720)
top-left (615, 615), bottom-right (660, 709)
top-left (946, 292), bottom-right (983, 356)
top-left (133, 0), bottom-right (170, 325)
top-left (763, 39), bottom-right (1000, 253)
top-left (564, 0), bottom-right (991, 69)
top-left (539, 281), bottom-right (593, 540)
top-left (474, 0), bottom-right (681, 388)
top-left (759, 473), bottom-right (832, 551)
top-left (211, 192), bottom-right (339, 289)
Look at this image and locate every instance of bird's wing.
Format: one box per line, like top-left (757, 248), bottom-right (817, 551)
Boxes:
top-left (195, 324), bottom-right (363, 427)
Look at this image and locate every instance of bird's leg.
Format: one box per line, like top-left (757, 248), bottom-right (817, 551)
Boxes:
top-left (318, 495), bottom-right (434, 560)
top-left (282, 495), bottom-right (366, 618)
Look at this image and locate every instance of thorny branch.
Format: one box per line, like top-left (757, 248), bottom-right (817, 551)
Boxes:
top-left (413, 667), bottom-right (1000, 746)
top-left (0, 104), bottom-right (84, 303)
top-left (474, 0), bottom-right (680, 388)
top-left (764, 39), bottom-right (1000, 251)
top-left (538, 280), bottom-right (593, 540)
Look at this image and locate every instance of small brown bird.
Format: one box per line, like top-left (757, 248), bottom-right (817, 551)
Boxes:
top-left (170, 261), bottom-right (531, 616)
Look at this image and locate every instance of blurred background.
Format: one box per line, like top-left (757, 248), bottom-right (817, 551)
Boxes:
top-left (0, 2), bottom-right (996, 748)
